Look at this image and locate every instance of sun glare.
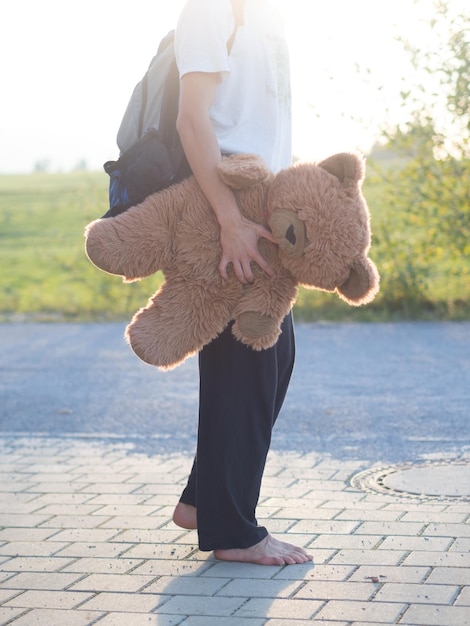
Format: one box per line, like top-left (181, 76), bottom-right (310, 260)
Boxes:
top-left (281, 0), bottom-right (425, 159)
top-left (2, 0), bottom-right (464, 172)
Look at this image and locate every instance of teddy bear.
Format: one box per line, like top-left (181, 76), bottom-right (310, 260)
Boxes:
top-left (85, 153), bottom-right (379, 370)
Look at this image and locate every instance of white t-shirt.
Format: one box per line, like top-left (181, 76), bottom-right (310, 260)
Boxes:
top-left (175, 0), bottom-right (292, 172)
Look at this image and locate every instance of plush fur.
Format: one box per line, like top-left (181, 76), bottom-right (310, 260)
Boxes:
top-left (85, 153), bottom-right (379, 370)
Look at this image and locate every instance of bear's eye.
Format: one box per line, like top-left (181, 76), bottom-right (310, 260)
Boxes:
top-left (286, 225), bottom-right (296, 246)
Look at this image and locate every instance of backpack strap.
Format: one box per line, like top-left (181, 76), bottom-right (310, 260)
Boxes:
top-left (227, 0), bottom-right (245, 53)
top-left (138, 76), bottom-right (149, 140)
top-left (138, 31), bottom-right (175, 140)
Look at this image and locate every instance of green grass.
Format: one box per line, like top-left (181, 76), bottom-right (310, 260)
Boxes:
top-left (0, 171), bottom-right (163, 321)
top-left (0, 169), bottom-right (468, 322)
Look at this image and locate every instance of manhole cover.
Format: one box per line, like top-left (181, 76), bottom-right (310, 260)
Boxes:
top-left (351, 459), bottom-right (470, 503)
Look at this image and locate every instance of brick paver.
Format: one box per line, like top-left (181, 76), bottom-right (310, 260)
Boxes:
top-left (0, 437), bottom-right (469, 625)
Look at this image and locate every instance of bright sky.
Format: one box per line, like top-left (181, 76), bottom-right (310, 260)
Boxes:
top-left (0, 0), bottom-right (456, 173)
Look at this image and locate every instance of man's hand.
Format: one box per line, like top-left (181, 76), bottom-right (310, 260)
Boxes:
top-left (219, 215), bottom-right (277, 283)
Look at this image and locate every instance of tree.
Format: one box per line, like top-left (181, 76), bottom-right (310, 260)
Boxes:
top-left (34, 159), bottom-right (51, 173)
top-left (370, 0), bottom-right (469, 317)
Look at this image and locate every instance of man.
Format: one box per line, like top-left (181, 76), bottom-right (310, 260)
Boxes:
top-left (172, 0), bottom-right (312, 566)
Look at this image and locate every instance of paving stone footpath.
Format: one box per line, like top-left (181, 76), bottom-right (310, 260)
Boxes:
top-left (0, 436), bottom-right (469, 626)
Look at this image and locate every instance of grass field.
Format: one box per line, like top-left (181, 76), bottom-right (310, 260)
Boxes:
top-left (0, 171), bottom-right (163, 321)
top-left (0, 169), bottom-right (468, 322)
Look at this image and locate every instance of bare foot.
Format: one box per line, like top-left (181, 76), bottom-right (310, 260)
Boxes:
top-left (172, 502), bottom-right (197, 530)
top-left (214, 534), bottom-right (313, 566)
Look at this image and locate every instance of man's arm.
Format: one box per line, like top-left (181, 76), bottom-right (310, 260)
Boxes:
top-left (176, 71), bottom-right (276, 284)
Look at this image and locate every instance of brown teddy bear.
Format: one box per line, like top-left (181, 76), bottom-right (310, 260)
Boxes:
top-left (85, 153), bottom-right (379, 370)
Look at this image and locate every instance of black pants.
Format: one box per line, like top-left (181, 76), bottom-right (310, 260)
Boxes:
top-left (179, 312), bottom-right (295, 551)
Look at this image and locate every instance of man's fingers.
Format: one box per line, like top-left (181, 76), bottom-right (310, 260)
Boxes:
top-left (257, 225), bottom-right (278, 244)
top-left (219, 254), bottom-right (274, 283)
top-left (218, 259), bottom-right (228, 281)
top-left (241, 261), bottom-right (254, 283)
top-left (255, 253), bottom-right (275, 278)
top-left (219, 258), bottom-right (248, 284)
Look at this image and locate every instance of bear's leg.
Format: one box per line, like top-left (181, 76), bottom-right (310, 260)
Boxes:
top-left (126, 278), bottom-right (239, 370)
top-left (232, 278), bottom-right (298, 350)
top-left (235, 310), bottom-right (279, 347)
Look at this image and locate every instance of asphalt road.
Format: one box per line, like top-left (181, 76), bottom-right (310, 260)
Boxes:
top-left (1, 321), bottom-right (469, 463)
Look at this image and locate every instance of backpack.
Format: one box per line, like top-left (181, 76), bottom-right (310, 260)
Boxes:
top-left (102, 0), bottom-right (244, 218)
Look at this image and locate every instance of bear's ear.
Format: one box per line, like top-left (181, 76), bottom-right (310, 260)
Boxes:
top-left (317, 152), bottom-right (365, 187)
top-left (337, 258), bottom-right (380, 306)
top-left (217, 154), bottom-right (272, 189)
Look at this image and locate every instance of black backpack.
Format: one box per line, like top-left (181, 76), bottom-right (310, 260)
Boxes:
top-left (102, 1), bottom-right (244, 218)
